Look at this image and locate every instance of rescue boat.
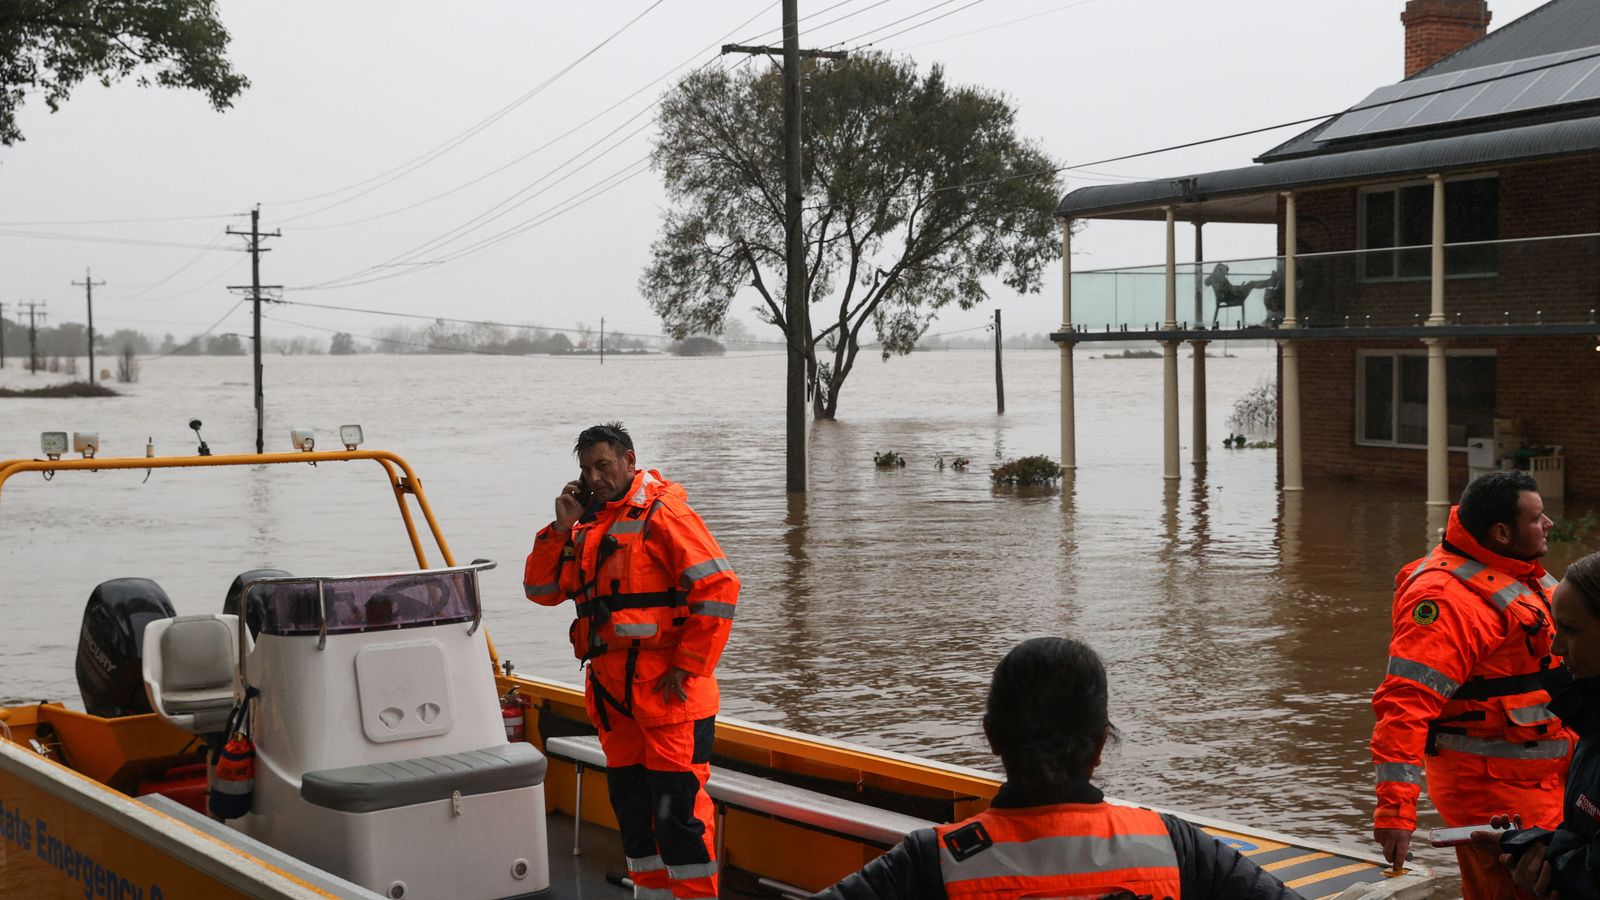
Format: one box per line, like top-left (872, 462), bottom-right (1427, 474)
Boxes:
top-left (0, 436), bottom-right (1432, 899)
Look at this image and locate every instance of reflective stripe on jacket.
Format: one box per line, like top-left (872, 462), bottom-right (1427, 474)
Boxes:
top-left (1371, 505), bottom-right (1574, 831)
top-left (524, 468), bottom-right (739, 724)
top-left (934, 802), bottom-right (1181, 900)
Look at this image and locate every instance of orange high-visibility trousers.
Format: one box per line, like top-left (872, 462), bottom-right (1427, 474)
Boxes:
top-left (595, 709), bottom-right (718, 900)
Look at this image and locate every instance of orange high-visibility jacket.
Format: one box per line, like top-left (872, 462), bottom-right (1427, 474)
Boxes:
top-left (1371, 506), bottom-right (1573, 832)
top-left (934, 803), bottom-right (1182, 899)
top-left (524, 469), bottom-right (738, 725)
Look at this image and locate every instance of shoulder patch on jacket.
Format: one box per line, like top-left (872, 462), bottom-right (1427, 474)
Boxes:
top-left (942, 821), bottom-right (992, 862)
top-left (1412, 599), bottom-right (1441, 626)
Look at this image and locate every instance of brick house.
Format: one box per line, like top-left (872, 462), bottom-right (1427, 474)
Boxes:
top-left (1052, 0), bottom-right (1600, 501)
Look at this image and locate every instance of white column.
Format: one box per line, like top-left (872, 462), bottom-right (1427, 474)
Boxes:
top-left (1163, 207), bottom-right (1179, 480)
top-left (1059, 218), bottom-right (1076, 470)
top-left (1282, 191), bottom-right (1298, 327)
top-left (1429, 175), bottom-right (1446, 325)
top-left (1164, 207), bottom-right (1178, 329)
top-left (1426, 175), bottom-right (1449, 507)
top-left (1280, 340), bottom-right (1303, 491)
top-left (1192, 341), bottom-right (1208, 465)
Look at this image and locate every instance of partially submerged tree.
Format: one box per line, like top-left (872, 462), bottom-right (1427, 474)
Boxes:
top-left (0, 0), bottom-right (248, 145)
top-left (642, 53), bottom-right (1060, 419)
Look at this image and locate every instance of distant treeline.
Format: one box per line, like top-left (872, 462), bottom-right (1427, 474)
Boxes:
top-left (918, 331), bottom-right (1058, 351)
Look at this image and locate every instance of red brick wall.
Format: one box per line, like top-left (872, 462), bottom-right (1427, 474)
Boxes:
top-left (1401, 0), bottom-right (1490, 77)
top-left (1279, 156), bottom-right (1600, 328)
top-left (1285, 336), bottom-right (1600, 497)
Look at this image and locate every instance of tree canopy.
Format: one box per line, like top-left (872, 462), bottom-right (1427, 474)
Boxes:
top-left (641, 52), bottom-right (1060, 419)
top-left (0, 0), bottom-right (248, 145)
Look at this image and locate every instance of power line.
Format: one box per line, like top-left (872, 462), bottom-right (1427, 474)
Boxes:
top-left (825, 0), bottom-right (978, 49)
top-left (806, 42), bottom-right (1600, 212)
top-left (269, 0), bottom-right (670, 218)
top-left (0, 229), bottom-right (233, 251)
top-left (897, 0), bottom-right (1106, 50)
top-left (143, 300), bottom-right (246, 361)
top-left (291, 3), bottom-right (781, 233)
top-left (0, 212), bottom-right (241, 227)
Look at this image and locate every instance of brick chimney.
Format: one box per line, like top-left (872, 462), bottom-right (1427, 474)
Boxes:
top-left (1402, 0), bottom-right (1492, 77)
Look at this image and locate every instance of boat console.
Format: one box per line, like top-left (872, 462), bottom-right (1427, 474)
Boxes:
top-left (136, 563), bottom-right (551, 900)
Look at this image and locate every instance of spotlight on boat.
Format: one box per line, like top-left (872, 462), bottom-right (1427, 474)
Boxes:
top-left (291, 429), bottom-right (316, 452)
top-left (41, 431), bottom-right (67, 461)
top-left (188, 419), bottom-right (211, 457)
top-left (339, 424), bottom-right (364, 451)
top-left (73, 432), bottom-right (99, 459)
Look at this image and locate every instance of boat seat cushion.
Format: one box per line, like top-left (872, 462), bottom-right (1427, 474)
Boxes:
top-left (301, 743), bottom-right (547, 813)
top-left (158, 616), bottom-right (236, 711)
top-left (544, 734), bottom-right (932, 847)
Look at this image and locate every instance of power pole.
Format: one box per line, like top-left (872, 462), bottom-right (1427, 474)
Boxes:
top-left (994, 309), bottom-right (1005, 415)
top-left (227, 206), bottom-right (282, 454)
top-left (21, 301), bottom-right (46, 374)
top-left (0, 301), bottom-right (7, 369)
top-left (724, 5), bottom-right (846, 494)
top-left (599, 317), bottom-right (605, 366)
top-left (72, 269), bottom-right (106, 384)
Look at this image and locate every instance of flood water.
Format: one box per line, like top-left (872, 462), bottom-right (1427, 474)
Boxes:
top-left (1, 345), bottom-right (1591, 871)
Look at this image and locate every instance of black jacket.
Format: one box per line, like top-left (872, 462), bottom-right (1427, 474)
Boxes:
top-left (1542, 671), bottom-right (1600, 900)
top-left (814, 781), bottom-right (1303, 900)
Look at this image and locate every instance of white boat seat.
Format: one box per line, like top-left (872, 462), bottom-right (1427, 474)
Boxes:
top-left (301, 743), bottom-right (548, 814)
top-left (141, 614), bottom-right (239, 734)
top-left (544, 734), bottom-right (933, 848)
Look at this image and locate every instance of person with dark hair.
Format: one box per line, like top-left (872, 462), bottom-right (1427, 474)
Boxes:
top-left (524, 421), bottom-right (739, 900)
top-left (816, 637), bottom-right (1302, 899)
top-left (1470, 550), bottom-right (1600, 900)
top-left (1371, 470), bottom-right (1574, 899)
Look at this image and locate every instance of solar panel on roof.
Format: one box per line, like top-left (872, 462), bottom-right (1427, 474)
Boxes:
top-left (1317, 43), bottom-right (1600, 143)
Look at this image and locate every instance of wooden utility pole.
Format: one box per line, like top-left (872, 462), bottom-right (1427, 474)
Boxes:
top-left (21, 301), bottom-right (46, 374)
top-left (994, 309), bottom-right (1005, 415)
top-left (227, 206), bottom-right (282, 454)
top-left (599, 317), bottom-right (605, 366)
top-left (723, 5), bottom-right (846, 494)
top-left (72, 269), bottom-right (106, 384)
top-left (0, 301), bottom-right (8, 369)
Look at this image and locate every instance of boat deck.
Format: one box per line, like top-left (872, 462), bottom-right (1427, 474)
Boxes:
top-left (546, 811), bottom-right (1404, 900)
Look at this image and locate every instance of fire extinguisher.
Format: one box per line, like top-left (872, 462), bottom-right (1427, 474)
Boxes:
top-left (501, 688), bottom-right (527, 742)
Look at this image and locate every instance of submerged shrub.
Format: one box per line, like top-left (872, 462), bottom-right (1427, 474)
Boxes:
top-left (874, 451), bottom-right (906, 468)
top-left (991, 455), bottom-right (1064, 487)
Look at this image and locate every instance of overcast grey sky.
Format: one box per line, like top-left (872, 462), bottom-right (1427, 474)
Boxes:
top-left (0, 0), bottom-right (1549, 347)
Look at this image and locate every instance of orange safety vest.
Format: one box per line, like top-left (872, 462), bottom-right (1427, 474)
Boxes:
top-left (934, 803), bottom-right (1181, 900)
top-left (524, 469), bottom-right (738, 726)
top-left (1372, 506), bottom-right (1574, 831)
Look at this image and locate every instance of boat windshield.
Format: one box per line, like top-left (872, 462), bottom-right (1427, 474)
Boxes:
top-left (253, 569), bottom-right (481, 637)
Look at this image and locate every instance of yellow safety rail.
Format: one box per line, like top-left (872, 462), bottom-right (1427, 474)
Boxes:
top-left (0, 448), bottom-right (500, 668)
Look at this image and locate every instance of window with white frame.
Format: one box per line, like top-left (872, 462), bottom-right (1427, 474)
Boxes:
top-left (1358, 176), bottom-right (1498, 280)
top-left (1357, 350), bottom-right (1496, 449)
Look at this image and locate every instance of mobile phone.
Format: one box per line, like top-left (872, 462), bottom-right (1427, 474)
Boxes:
top-left (575, 475), bottom-right (594, 508)
top-left (1500, 827), bottom-right (1555, 859)
top-left (1428, 824), bottom-right (1496, 847)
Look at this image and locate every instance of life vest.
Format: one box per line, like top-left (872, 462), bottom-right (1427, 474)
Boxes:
top-left (1396, 545), bottom-right (1568, 771)
top-left (565, 474), bottom-right (688, 662)
top-left (935, 803), bottom-right (1181, 900)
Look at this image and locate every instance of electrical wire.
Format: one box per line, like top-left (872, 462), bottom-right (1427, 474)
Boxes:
top-left (0, 212), bottom-right (241, 227)
top-left (897, 0), bottom-right (1105, 50)
top-left (0, 229), bottom-right (233, 252)
top-left (141, 299), bottom-right (246, 361)
top-left (268, 0), bottom-right (670, 216)
top-left (805, 42), bottom-right (1600, 212)
top-left (824, 0), bottom-right (977, 50)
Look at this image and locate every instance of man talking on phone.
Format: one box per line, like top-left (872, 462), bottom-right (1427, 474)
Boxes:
top-left (524, 422), bottom-right (738, 900)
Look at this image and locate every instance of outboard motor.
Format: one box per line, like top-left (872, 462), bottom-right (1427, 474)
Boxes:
top-left (75, 578), bottom-right (176, 717)
top-left (224, 568), bottom-right (291, 641)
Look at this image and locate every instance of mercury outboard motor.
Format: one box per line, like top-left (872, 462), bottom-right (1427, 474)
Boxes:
top-left (223, 567), bottom-right (291, 641)
top-left (75, 578), bottom-right (176, 717)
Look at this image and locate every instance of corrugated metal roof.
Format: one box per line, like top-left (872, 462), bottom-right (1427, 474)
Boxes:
top-left (1422, 0), bottom-right (1600, 76)
top-left (1058, 113), bottom-right (1600, 220)
top-left (1259, 0), bottom-right (1600, 161)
